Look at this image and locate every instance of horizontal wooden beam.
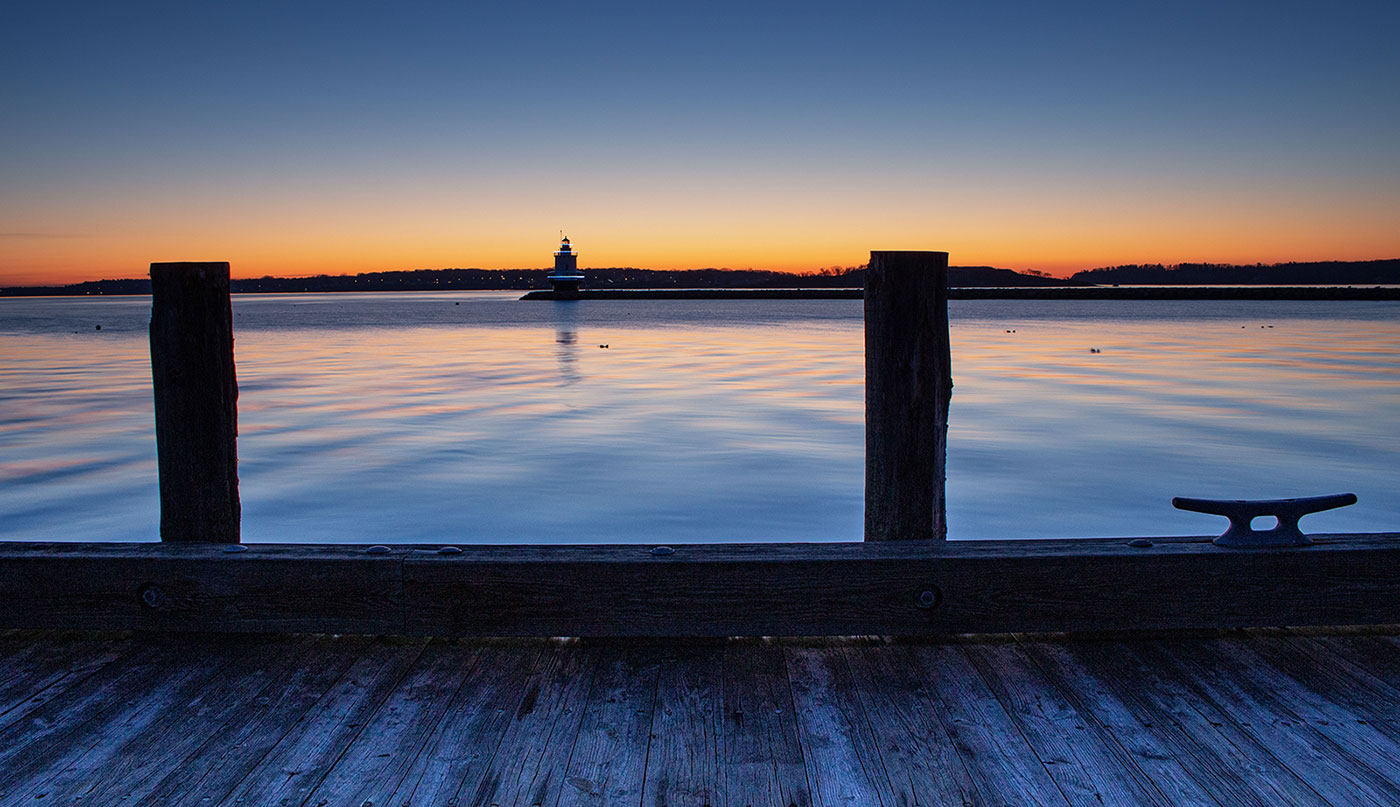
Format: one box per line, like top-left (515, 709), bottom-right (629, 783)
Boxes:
top-left (0, 535), bottom-right (1397, 636)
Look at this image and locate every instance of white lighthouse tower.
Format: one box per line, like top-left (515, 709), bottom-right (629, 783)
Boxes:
top-left (547, 235), bottom-right (585, 297)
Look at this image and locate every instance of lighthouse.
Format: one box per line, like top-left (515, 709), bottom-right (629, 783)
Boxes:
top-left (547, 236), bottom-right (585, 297)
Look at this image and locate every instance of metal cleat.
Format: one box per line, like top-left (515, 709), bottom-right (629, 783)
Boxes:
top-left (1172, 493), bottom-right (1357, 548)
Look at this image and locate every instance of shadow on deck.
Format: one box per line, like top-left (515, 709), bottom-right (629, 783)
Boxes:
top-left (2, 627), bottom-right (1399, 806)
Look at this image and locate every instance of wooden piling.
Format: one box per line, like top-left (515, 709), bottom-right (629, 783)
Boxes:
top-left (149, 262), bottom-right (240, 543)
top-left (864, 250), bottom-right (951, 541)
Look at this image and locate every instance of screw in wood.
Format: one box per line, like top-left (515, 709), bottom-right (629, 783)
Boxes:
top-left (139, 584), bottom-right (168, 609)
top-left (915, 588), bottom-right (942, 609)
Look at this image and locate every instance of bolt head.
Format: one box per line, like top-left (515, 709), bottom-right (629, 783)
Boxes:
top-left (140, 585), bottom-right (168, 609)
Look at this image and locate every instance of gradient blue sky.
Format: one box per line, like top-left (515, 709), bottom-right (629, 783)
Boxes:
top-left (3, 0), bottom-right (1398, 283)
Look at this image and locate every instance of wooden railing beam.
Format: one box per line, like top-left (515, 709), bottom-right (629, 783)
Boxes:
top-left (2, 535), bottom-right (1397, 636)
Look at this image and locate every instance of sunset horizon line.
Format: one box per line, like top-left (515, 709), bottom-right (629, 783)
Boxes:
top-left (6, 254), bottom-right (1400, 290)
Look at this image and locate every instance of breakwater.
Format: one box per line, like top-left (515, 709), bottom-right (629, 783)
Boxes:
top-left (521, 286), bottom-right (1400, 301)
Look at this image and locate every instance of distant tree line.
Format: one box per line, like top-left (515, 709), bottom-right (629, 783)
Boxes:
top-left (1, 263), bottom-right (1088, 296)
top-left (16, 258), bottom-right (1392, 296)
top-left (1071, 259), bottom-right (1400, 286)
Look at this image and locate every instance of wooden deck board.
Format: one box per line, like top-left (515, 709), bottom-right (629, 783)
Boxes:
top-left (133, 635), bottom-right (366, 806)
top-left (0, 640), bottom-right (192, 801)
top-left (303, 639), bottom-right (485, 807)
top-left (642, 643), bottom-right (724, 807)
top-left (0, 629), bottom-right (1395, 806)
top-left (785, 642), bottom-right (896, 807)
top-left (556, 644), bottom-right (662, 806)
top-left (1283, 632), bottom-right (1400, 729)
top-left (1011, 636), bottom-right (1222, 807)
top-left (722, 640), bottom-right (812, 807)
top-left (1147, 637), bottom-right (1400, 805)
top-left (212, 637), bottom-right (426, 806)
top-left (1021, 638), bottom-right (1321, 807)
top-left (384, 640), bottom-right (544, 807)
top-left (18, 636), bottom-right (309, 806)
top-left (464, 640), bottom-right (601, 807)
top-left (961, 637), bottom-right (1169, 806)
top-left (0, 635), bottom-right (127, 733)
top-left (903, 642), bottom-right (1070, 807)
top-left (842, 640), bottom-right (980, 806)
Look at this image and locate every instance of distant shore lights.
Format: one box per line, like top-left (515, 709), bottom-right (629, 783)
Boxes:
top-left (548, 235), bottom-right (585, 297)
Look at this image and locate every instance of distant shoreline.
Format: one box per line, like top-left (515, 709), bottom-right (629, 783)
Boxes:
top-left (7, 257), bottom-right (1396, 297)
top-left (521, 286), bottom-right (1400, 301)
top-left (5, 285), bottom-right (1398, 302)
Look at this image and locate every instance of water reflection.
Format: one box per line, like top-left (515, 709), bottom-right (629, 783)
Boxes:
top-left (0, 293), bottom-right (1397, 542)
top-left (552, 301), bottom-right (580, 387)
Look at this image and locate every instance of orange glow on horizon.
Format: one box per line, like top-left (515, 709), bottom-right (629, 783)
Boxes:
top-left (4, 185), bottom-right (1398, 287)
top-left (6, 239), bottom-right (1397, 288)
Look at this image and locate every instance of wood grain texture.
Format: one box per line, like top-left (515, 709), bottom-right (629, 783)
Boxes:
top-left (722, 640), bottom-right (812, 807)
top-left (148, 262), bottom-right (239, 544)
top-left (303, 639), bottom-right (481, 807)
top-left (1057, 639), bottom-right (1328, 807)
top-left (904, 642), bottom-right (1071, 807)
top-left (384, 640), bottom-right (544, 807)
top-left (402, 534), bottom-right (1400, 636)
top-left (0, 631), bottom-right (1398, 804)
top-left (75, 636), bottom-right (315, 806)
top-left (463, 640), bottom-right (601, 807)
top-left (0, 635), bottom-right (128, 733)
top-left (1286, 632), bottom-right (1400, 731)
top-left (642, 643), bottom-right (724, 807)
top-left (864, 250), bottom-right (951, 542)
top-left (842, 640), bottom-right (981, 806)
top-left (2, 534), bottom-right (1400, 636)
top-left (784, 642), bottom-right (895, 807)
top-left (133, 636), bottom-right (366, 806)
top-left (0, 640), bottom-right (190, 797)
top-left (0, 542), bottom-right (405, 634)
top-left (556, 644), bottom-right (662, 807)
top-left (13, 637), bottom-right (289, 806)
top-left (1143, 637), bottom-right (1400, 804)
top-left (963, 637), bottom-right (1170, 806)
top-left (1013, 636), bottom-right (1223, 807)
top-left (214, 638), bottom-right (425, 806)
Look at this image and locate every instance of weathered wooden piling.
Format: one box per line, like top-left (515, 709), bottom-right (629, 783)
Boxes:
top-left (865, 250), bottom-right (951, 541)
top-left (149, 262), bottom-right (240, 543)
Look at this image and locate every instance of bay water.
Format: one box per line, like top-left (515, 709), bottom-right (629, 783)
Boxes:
top-left (2, 291), bottom-right (1396, 542)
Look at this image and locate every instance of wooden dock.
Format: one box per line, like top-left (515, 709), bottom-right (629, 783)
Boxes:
top-left (5, 256), bottom-right (1397, 805)
top-left (2, 627), bottom-right (1399, 806)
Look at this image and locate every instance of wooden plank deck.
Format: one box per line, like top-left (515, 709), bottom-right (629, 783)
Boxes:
top-left (0, 628), bottom-right (1397, 806)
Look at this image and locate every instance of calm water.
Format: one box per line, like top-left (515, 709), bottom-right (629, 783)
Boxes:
top-left (2, 292), bottom-right (1397, 542)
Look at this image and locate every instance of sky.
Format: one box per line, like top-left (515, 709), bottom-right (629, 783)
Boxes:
top-left (2, 0), bottom-right (1398, 285)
